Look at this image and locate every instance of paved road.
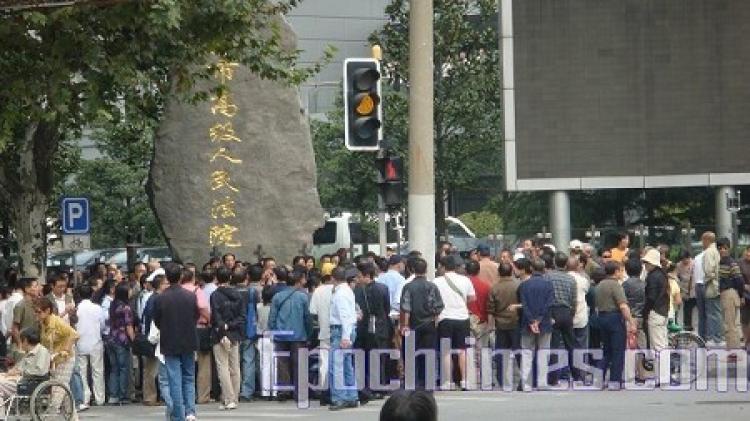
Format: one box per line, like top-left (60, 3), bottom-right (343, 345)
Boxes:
top-left (77, 388), bottom-right (750, 421)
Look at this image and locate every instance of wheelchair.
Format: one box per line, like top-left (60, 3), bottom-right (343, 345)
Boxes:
top-left (1, 375), bottom-right (75, 421)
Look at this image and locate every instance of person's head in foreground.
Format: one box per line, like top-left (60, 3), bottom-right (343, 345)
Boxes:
top-left (379, 390), bottom-right (437, 421)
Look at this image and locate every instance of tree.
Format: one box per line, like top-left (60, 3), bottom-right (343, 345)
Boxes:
top-left (0, 1), bottom-right (326, 275)
top-left (371, 0), bottom-right (503, 237)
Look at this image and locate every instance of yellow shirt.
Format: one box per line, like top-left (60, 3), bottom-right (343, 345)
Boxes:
top-left (610, 247), bottom-right (628, 263)
top-left (40, 314), bottom-right (78, 361)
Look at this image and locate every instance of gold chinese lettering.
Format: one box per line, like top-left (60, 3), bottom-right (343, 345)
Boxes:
top-left (211, 197), bottom-right (237, 219)
top-left (210, 93), bottom-right (239, 118)
top-left (209, 224), bottom-right (242, 247)
top-left (215, 60), bottom-right (239, 84)
top-left (211, 147), bottom-right (243, 164)
top-left (209, 122), bottom-right (242, 143)
top-left (210, 170), bottom-right (239, 192)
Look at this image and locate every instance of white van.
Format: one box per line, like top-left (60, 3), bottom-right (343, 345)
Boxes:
top-left (311, 214), bottom-right (477, 259)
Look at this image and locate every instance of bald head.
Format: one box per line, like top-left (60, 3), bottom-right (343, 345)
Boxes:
top-left (702, 231), bottom-right (716, 248)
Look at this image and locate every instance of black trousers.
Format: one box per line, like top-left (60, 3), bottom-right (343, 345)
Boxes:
top-left (548, 306), bottom-right (575, 385)
top-left (275, 341), bottom-right (304, 398)
top-left (402, 326), bottom-right (437, 390)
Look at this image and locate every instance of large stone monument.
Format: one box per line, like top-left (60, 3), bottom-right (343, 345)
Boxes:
top-left (149, 22), bottom-right (324, 265)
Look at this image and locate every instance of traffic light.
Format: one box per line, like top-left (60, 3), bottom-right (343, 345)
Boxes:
top-left (344, 58), bottom-right (382, 151)
top-left (376, 151), bottom-right (404, 208)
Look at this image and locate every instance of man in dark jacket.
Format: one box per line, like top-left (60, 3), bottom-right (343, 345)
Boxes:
top-left (643, 249), bottom-right (669, 353)
top-left (353, 262), bottom-right (391, 401)
top-left (399, 257), bottom-right (445, 391)
top-left (153, 263), bottom-right (199, 421)
top-left (518, 258), bottom-right (554, 391)
top-left (210, 267), bottom-right (246, 410)
top-left (269, 269), bottom-right (312, 400)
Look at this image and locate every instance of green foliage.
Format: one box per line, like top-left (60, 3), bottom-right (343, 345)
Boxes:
top-left (0, 1), bottom-right (327, 271)
top-left (67, 159), bottom-right (161, 248)
top-left (458, 210), bottom-right (502, 238)
top-left (314, 0), bottom-right (502, 221)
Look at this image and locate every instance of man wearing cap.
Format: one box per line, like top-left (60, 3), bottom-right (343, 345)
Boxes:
top-left (353, 262), bottom-right (391, 401)
top-left (137, 268), bottom-right (161, 405)
top-left (433, 255), bottom-right (476, 390)
top-left (377, 256), bottom-right (407, 383)
top-left (328, 267), bottom-right (359, 411)
top-left (377, 256), bottom-right (407, 323)
top-left (477, 245), bottom-right (499, 286)
top-left (643, 249), bottom-right (670, 354)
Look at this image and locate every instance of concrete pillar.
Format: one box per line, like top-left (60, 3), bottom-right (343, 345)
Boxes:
top-left (715, 186), bottom-right (734, 241)
top-left (550, 191), bottom-right (571, 253)
top-left (407, 0), bottom-right (436, 278)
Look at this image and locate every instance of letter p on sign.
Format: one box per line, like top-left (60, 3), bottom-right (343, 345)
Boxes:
top-left (62, 197), bottom-right (90, 234)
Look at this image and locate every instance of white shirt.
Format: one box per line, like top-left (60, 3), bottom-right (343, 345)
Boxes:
top-left (433, 272), bottom-right (475, 321)
top-left (76, 299), bottom-right (105, 355)
top-left (309, 284), bottom-right (333, 342)
top-left (101, 295), bottom-right (113, 336)
top-left (137, 290), bottom-right (153, 332)
top-left (148, 320), bottom-right (164, 364)
top-left (2, 292), bottom-right (23, 337)
top-left (329, 283), bottom-right (357, 341)
top-left (693, 251), bottom-right (705, 285)
top-left (52, 294), bottom-right (69, 324)
top-left (570, 271), bottom-right (590, 329)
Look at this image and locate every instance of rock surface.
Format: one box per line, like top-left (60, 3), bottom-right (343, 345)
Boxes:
top-left (149, 23), bottom-right (323, 265)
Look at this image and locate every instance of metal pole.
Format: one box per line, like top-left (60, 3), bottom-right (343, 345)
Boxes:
top-left (378, 207), bottom-right (388, 256)
top-left (407, 0), bottom-right (436, 278)
top-left (549, 191), bottom-right (571, 253)
top-left (716, 186), bottom-right (733, 240)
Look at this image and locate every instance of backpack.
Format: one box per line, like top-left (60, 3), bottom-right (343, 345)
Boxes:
top-left (245, 287), bottom-right (258, 339)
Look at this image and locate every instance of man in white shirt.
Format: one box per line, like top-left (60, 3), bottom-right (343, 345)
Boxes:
top-left (328, 267), bottom-right (358, 411)
top-left (432, 255), bottom-right (476, 390)
top-left (693, 249), bottom-right (706, 340)
top-left (2, 282), bottom-right (23, 341)
top-left (76, 284), bottom-right (106, 407)
top-left (309, 277), bottom-right (334, 394)
top-left (567, 257), bottom-right (590, 381)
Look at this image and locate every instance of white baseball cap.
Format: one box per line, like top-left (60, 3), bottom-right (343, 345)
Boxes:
top-left (145, 268), bottom-right (165, 283)
top-left (569, 239), bottom-right (584, 250)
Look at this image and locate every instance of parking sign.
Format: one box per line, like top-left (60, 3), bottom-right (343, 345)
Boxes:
top-left (62, 197), bottom-right (90, 234)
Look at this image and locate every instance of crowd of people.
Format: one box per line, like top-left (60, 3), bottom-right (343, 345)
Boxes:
top-left (0, 229), bottom-right (746, 420)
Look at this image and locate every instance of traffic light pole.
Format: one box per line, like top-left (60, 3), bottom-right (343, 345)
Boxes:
top-left (408, 0), bottom-right (436, 277)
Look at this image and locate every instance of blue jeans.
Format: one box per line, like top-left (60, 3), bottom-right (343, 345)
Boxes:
top-left (165, 353), bottom-right (196, 421)
top-left (573, 327), bottom-right (589, 381)
top-left (70, 358), bottom-right (84, 405)
top-left (705, 296), bottom-right (723, 342)
top-left (329, 326), bottom-right (357, 405)
top-left (158, 362), bottom-right (173, 421)
top-left (239, 339), bottom-right (257, 399)
top-left (106, 343), bottom-right (131, 401)
top-left (597, 313), bottom-right (626, 383)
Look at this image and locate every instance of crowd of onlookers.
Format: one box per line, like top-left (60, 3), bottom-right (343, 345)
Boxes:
top-left (0, 229), bottom-right (746, 420)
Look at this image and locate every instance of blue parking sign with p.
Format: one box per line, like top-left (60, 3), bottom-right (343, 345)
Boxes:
top-left (62, 197), bottom-right (90, 234)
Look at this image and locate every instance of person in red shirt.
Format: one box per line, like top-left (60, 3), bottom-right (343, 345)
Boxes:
top-left (465, 259), bottom-right (493, 384)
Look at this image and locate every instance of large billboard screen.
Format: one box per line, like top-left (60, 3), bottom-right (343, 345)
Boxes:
top-left (502, 0), bottom-right (750, 191)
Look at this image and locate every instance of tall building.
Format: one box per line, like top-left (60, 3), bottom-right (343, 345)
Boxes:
top-left (287, 0), bottom-right (390, 120)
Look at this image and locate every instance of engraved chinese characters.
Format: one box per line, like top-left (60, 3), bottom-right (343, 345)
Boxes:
top-left (150, 21), bottom-right (324, 265)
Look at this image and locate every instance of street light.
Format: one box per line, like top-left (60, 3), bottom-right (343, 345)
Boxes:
top-left (585, 224), bottom-right (601, 248)
top-left (634, 224), bottom-right (649, 250)
top-left (726, 190), bottom-right (742, 258)
top-left (680, 222), bottom-right (696, 254)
